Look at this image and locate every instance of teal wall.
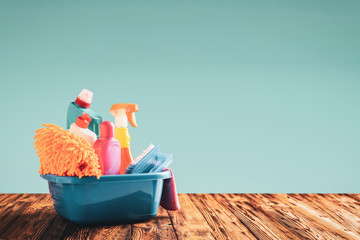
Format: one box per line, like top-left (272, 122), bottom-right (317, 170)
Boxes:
top-left (1, 0), bottom-right (359, 193)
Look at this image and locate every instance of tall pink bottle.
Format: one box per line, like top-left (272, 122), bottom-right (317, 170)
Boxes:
top-left (93, 121), bottom-right (121, 175)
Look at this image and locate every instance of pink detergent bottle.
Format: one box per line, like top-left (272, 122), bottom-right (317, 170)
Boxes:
top-left (93, 121), bottom-right (121, 175)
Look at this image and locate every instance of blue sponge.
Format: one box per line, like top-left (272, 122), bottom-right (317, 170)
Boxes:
top-left (126, 145), bottom-right (173, 174)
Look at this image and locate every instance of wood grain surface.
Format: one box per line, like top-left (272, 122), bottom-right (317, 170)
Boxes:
top-left (1, 193), bottom-right (360, 239)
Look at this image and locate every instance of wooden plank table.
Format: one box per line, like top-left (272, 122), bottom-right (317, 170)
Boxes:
top-left (1, 193), bottom-right (360, 239)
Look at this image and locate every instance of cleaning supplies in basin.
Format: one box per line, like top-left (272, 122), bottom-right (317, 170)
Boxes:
top-left (35, 94), bottom-right (180, 226)
top-left (110, 103), bottom-right (139, 174)
top-left (34, 123), bottom-right (101, 178)
top-left (67, 89), bottom-right (102, 137)
top-left (94, 121), bottom-right (121, 175)
top-left (126, 144), bottom-right (173, 174)
top-left (69, 113), bottom-right (97, 146)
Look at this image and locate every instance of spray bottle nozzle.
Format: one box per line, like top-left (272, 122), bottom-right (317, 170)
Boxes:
top-left (110, 103), bottom-right (139, 128)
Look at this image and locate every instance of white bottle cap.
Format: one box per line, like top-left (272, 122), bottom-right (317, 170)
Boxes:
top-left (75, 89), bottom-right (93, 108)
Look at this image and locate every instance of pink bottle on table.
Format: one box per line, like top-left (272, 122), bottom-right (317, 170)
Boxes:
top-left (93, 121), bottom-right (121, 175)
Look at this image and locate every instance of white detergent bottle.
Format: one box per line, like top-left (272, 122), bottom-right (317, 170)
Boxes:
top-left (69, 112), bottom-right (97, 146)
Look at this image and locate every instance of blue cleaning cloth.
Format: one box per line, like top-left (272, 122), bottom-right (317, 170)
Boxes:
top-left (126, 145), bottom-right (173, 174)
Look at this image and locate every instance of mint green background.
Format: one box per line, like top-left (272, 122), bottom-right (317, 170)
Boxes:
top-left (1, 0), bottom-right (359, 193)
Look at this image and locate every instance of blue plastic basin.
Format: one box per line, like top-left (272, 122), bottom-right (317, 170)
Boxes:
top-left (41, 171), bottom-right (171, 226)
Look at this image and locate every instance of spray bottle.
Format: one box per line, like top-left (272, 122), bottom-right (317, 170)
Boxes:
top-left (110, 103), bottom-right (139, 174)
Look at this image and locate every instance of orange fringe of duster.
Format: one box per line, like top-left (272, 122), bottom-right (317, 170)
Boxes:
top-left (34, 123), bottom-right (101, 178)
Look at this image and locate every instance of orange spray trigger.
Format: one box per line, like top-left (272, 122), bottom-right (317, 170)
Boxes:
top-left (110, 103), bottom-right (139, 128)
top-left (126, 111), bottom-right (138, 127)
